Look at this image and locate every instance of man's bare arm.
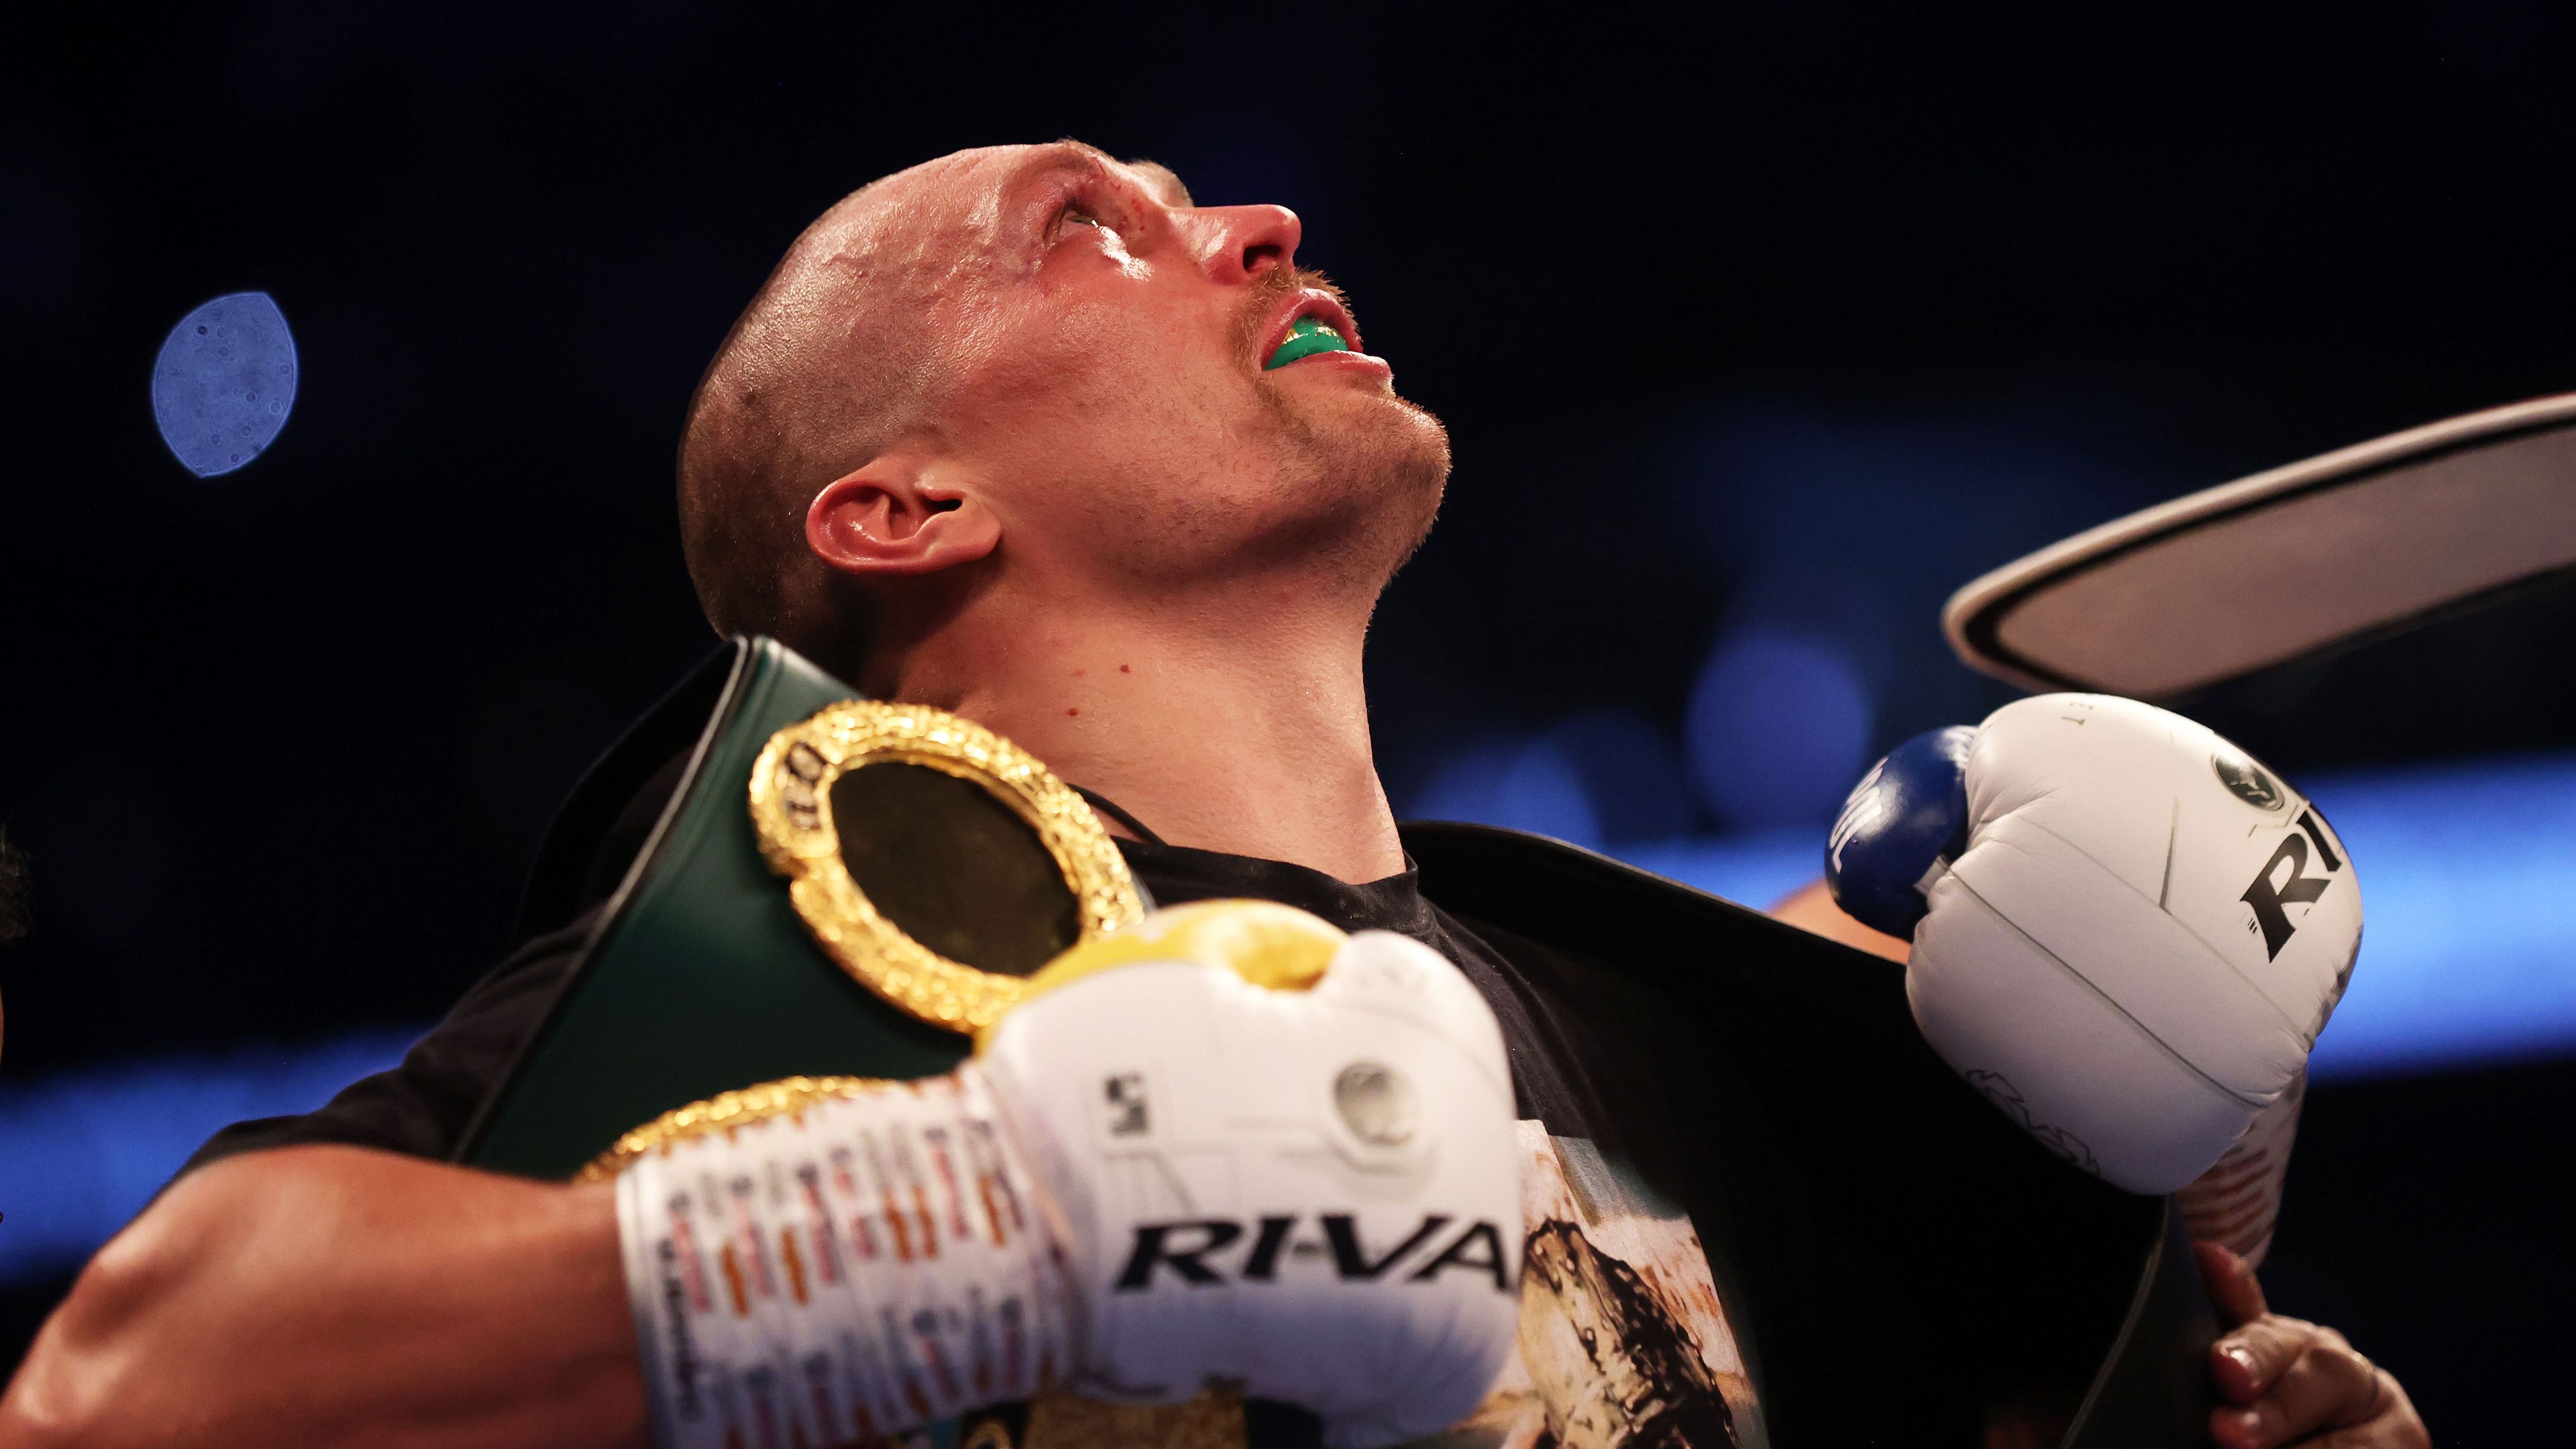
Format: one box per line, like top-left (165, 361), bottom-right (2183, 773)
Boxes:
top-left (0, 1144), bottom-right (646, 1449)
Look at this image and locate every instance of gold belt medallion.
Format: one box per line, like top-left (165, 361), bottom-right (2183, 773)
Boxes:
top-left (747, 700), bottom-right (1146, 1033)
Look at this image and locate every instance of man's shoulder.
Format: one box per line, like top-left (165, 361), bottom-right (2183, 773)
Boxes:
top-left (1399, 820), bottom-right (1881, 987)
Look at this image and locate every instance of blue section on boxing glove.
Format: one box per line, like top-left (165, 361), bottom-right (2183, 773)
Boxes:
top-left (1825, 724), bottom-right (1977, 939)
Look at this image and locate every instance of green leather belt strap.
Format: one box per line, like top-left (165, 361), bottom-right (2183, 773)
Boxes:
top-left (458, 637), bottom-right (967, 1181)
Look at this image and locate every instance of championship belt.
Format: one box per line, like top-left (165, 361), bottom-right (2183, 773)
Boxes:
top-left (457, 636), bottom-right (1142, 1182)
top-left (462, 637), bottom-right (2215, 1448)
top-left (459, 638), bottom-right (1260, 1449)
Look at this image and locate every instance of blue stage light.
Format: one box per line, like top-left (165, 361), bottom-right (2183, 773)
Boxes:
top-left (3, 753), bottom-right (2573, 1283)
top-left (2291, 755), bottom-right (2576, 1078)
top-left (1619, 828), bottom-right (1826, 911)
top-left (151, 292), bottom-right (297, 477)
top-left (0, 1030), bottom-right (413, 1284)
top-left (1684, 627), bottom-right (1873, 831)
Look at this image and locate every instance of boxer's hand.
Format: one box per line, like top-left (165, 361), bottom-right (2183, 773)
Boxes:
top-left (1827, 694), bottom-right (2362, 1193)
top-left (2198, 1242), bottom-right (2426, 1449)
top-left (616, 900), bottom-right (1522, 1449)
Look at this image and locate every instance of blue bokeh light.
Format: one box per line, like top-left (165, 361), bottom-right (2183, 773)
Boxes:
top-left (0, 1029), bottom-right (413, 1283)
top-left (1684, 627), bottom-right (1874, 831)
top-left (1411, 736), bottom-right (1603, 849)
top-left (1546, 710), bottom-right (1697, 843)
top-left (151, 291), bottom-right (297, 477)
top-left (1405, 712), bottom-right (1697, 850)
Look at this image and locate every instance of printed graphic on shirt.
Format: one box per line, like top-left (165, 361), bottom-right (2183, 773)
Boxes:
top-left (1409, 1122), bottom-right (1766, 1449)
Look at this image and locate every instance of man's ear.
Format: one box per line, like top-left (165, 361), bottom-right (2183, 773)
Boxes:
top-left (804, 458), bottom-right (1000, 578)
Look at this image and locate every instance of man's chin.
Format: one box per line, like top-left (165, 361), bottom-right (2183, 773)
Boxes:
top-left (1295, 378), bottom-right (1449, 469)
top-left (1379, 392), bottom-right (1452, 519)
top-left (1269, 386), bottom-right (1450, 566)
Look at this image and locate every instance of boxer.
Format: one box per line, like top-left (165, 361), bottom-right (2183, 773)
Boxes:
top-left (1, 144), bottom-right (2422, 1449)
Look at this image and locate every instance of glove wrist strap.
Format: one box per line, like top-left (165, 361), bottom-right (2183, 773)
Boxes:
top-left (616, 1067), bottom-right (1075, 1449)
top-left (2178, 1068), bottom-right (2303, 1267)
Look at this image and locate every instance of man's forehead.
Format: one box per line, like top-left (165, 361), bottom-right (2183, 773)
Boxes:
top-left (880, 141), bottom-right (1193, 212)
top-left (994, 142), bottom-right (1193, 207)
top-left (799, 142), bottom-right (1197, 294)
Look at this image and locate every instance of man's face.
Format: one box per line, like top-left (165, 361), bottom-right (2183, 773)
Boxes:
top-left (891, 142), bottom-right (1450, 592)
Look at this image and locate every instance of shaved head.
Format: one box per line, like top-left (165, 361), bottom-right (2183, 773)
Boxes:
top-left (679, 146), bottom-right (1201, 664)
top-left (676, 140), bottom-right (1446, 683)
top-left (677, 155), bottom-right (977, 664)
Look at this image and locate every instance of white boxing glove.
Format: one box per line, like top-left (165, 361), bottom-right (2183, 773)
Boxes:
top-left (1831, 694), bottom-right (2361, 1194)
top-left (614, 900), bottom-right (1523, 1449)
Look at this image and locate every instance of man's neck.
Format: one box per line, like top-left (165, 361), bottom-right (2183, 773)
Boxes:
top-left (873, 581), bottom-right (1404, 885)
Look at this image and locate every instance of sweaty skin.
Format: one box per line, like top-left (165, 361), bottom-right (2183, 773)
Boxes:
top-left (0, 144), bottom-right (2427, 1449)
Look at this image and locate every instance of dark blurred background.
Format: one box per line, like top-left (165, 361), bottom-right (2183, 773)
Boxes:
top-left (5, 3), bottom-right (2572, 1437)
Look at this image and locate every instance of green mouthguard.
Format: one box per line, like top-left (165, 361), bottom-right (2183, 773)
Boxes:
top-left (1265, 315), bottom-right (1352, 370)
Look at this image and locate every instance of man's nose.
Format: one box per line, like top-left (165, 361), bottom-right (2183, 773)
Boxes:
top-left (1189, 205), bottom-right (1301, 283)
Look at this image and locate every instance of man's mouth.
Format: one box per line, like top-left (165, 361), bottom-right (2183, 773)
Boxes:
top-left (1265, 314), bottom-right (1354, 370)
